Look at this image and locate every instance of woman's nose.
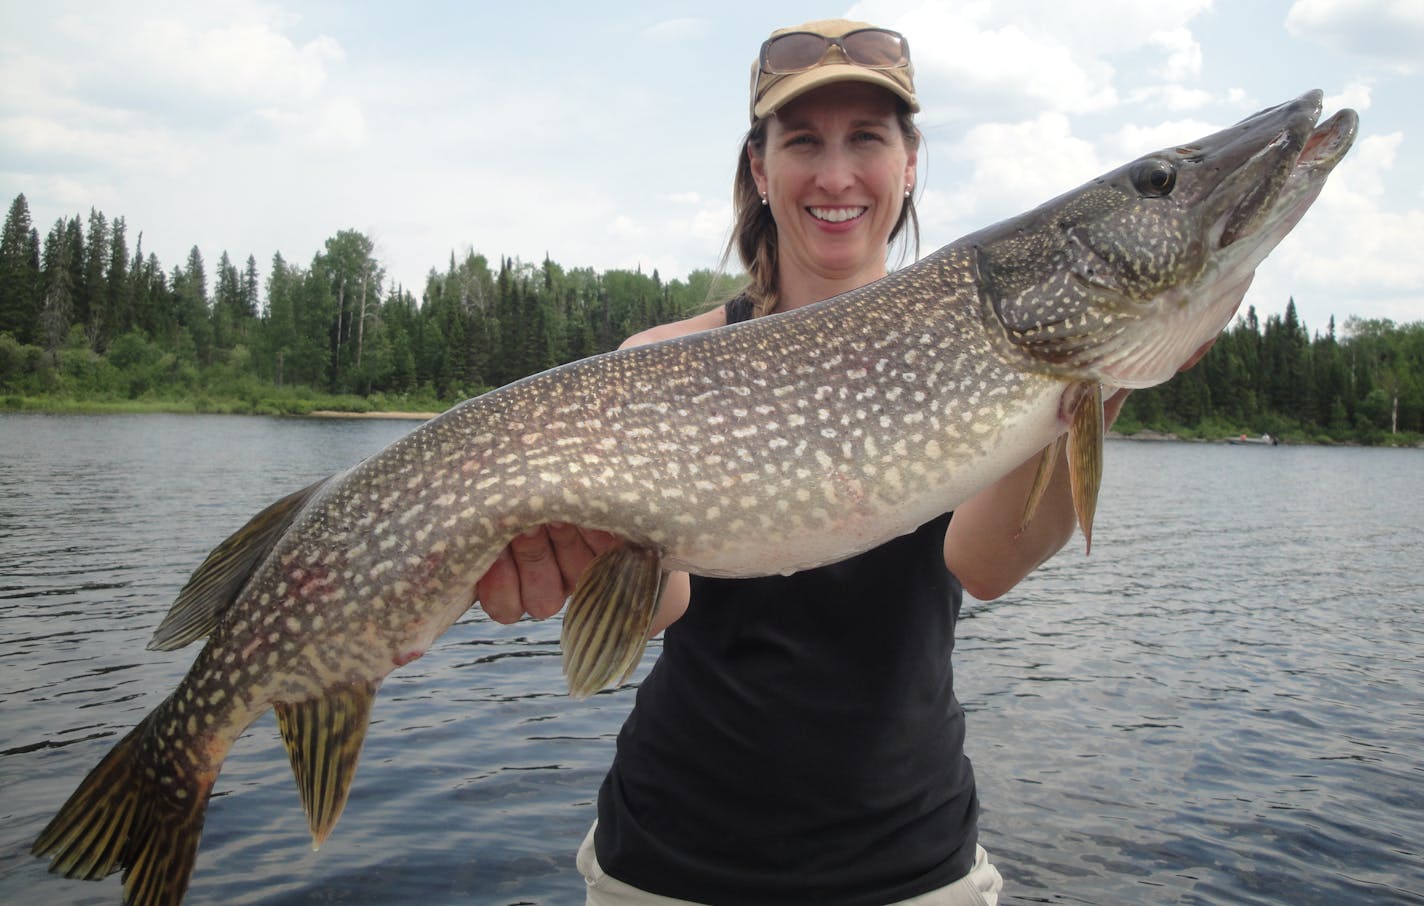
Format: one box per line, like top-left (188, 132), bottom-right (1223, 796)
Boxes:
top-left (815, 147), bottom-right (855, 194)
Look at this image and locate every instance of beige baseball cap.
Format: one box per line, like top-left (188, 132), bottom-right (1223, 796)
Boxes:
top-left (750, 19), bottom-right (919, 122)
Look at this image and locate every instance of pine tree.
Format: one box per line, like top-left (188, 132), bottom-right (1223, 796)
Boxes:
top-left (0, 194), bottom-right (42, 342)
top-left (101, 217), bottom-right (132, 348)
top-left (132, 245), bottom-right (172, 340)
top-left (172, 246), bottom-right (214, 364)
top-left (261, 252), bottom-right (296, 385)
top-left (242, 255), bottom-right (261, 318)
top-left (39, 218), bottom-right (76, 351)
top-left (81, 208), bottom-right (110, 348)
top-left (213, 251), bottom-right (243, 349)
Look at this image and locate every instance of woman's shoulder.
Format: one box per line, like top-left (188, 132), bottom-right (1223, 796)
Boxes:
top-left (620, 304), bottom-right (731, 349)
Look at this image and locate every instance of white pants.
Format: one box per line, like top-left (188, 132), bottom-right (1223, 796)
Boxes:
top-left (578, 823), bottom-right (1003, 906)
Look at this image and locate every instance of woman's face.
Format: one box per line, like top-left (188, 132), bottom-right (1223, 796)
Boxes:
top-left (751, 81), bottom-right (917, 296)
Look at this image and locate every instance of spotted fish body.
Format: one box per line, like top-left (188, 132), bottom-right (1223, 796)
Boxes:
top-left (33, 92), bottom-right (1356, 905)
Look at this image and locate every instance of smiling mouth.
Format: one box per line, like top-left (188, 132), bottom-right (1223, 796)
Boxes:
top-left (808, 206), bottom-right (867, 223)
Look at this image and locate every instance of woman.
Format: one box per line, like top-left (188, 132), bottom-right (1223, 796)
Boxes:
top-left (477, 18), bottom-right (1129, 905)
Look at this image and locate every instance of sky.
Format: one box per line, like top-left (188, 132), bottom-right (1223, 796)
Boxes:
top-left (2, 0), bottom-right (1421, 335)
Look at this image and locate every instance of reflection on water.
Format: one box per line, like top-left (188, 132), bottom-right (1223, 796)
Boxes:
top-left (960, 441), bottom-right (1424, 905)
top-left (1, 414), bottom-right (1421, 904)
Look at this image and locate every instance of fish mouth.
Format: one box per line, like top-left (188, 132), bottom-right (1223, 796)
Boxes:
top-left (1299, 108), bottom-right (1358, 169)
top-left (1263, 105), bottom-right (1358, 231)
top-left (1213, 92), bottom-right (1358, 251)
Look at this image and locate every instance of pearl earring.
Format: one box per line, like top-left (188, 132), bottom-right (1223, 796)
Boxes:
top-left (904, 184), bottom-right (913, 198)
top-left (760, 192), bottom-right (768, 205)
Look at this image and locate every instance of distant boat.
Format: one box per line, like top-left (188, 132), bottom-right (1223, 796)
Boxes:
top-left (1229, 433), bottom-right (1279, 446)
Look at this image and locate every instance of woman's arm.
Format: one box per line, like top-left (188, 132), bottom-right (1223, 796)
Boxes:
top-left (944, 389), bottom-right (1130, 600)
top-left (945, 338), bottom-right (1217, 599)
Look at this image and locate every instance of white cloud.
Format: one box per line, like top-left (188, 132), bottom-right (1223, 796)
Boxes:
top-left (1338, 130), bottom-right (1401, 199)
top-left (120, 18), bottom-right (340, 101)
top-left (687, 203), bottom-right (734, 247)
top-left (1100, 117), bottom-right (1219, 163)
top-left (641, 18), bottom-right (711, 42)
top-left (1125, 83), bottom-right (1215, 113)
top-left (306, 96), bottom-right (367, 149)
top-left (608, 215), bottom-right (645, 241)
top-left (51, 9), bottom-right (346, 115)
top-left (896, 5), bottom-right (1119, 117)
top-left (1327, 79), bottom-right (1374, 113)
top-left (55, 10), bottom-right (352, 168)
top-left (852, 0), bottom-right (1223, 123)
top-left (1, 2), bottom-right (361, 190)
top-left (1150, 27), bottom-right (1204, 82)
top-left (0, 111), bottom-right (195, 180)
top-left (920, 111), bottom-right (1101, 240)
top-left (1286, 0), bottom-right (1424, 74)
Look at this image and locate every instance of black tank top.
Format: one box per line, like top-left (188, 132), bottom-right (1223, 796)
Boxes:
top-left (594, 296), bottom-right (978, 904)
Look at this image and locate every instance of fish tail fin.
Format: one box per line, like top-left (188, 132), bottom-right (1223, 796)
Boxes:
top-left (32, 712), bottom-right (214, 906)
top-left (562, 541), bottom-right (664, 699)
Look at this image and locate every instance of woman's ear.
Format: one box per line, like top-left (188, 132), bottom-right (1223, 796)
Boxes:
top-left (748, 143), bottom-right (768, 199)
top-left (904, 126), bottom-right (920, 192)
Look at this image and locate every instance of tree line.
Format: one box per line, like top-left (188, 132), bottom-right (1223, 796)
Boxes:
top-left (0, 193), bottom-right (739, 409)
top-left (1, 192), bottom-right (1420, 443)
top-left (1119, 303), bottom-right (1422, 443)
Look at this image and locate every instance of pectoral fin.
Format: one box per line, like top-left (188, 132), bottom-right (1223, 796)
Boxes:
top-left (149, 476), bottom-right (333, 651)
top-left (561, 542), bottom-right (664, 699)
top-left (273, 679), bottom-right (378, 851)
top-left (1017, 434), bottom-right (1066, 537)
top-left (1066, 382), bottom-right (1105, 554)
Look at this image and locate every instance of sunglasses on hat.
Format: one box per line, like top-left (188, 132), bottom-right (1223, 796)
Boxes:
top-left (758, 27), bottom-right (910, 75)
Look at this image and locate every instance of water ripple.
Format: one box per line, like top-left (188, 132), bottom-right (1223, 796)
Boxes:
top-left (2, 417), bottom-right (1421, 904)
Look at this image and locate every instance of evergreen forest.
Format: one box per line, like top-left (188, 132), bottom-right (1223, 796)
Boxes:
top-left (1, 193), bottom-right (1420, 445)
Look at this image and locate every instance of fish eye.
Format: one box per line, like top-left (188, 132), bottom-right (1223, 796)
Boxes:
top-left (1130, 158), bottom-right (1177, 197)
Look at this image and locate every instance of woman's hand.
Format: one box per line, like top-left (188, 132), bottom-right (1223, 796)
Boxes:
top-left (475, 524), bottom-right (692, 636)
top-left (475, 523), bottom-right (621, 623)
top-left (474, 309), bottom-right (725, 630)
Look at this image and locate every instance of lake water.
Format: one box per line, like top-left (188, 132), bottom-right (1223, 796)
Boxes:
top-left (1, 412), bottom-right (1420, 905)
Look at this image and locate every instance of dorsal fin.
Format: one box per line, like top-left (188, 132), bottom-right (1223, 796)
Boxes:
top-left (560, 541), bottom-right (664, 699)
top-left (274, 680), bottom-right (379, 850)
top-left (147, 476), bottom-right (332, 651)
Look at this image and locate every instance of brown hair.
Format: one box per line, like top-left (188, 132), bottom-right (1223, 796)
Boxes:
top-left (723, 104), bottom-right (922, 318)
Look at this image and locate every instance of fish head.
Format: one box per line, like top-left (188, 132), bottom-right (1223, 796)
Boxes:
top-left (974, 89), bottom-right (1358, 389)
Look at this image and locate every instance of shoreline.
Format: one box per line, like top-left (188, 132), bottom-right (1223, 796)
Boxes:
top-left (4, 403), bottom-right (1419, 447)
top-left (304, 410), bottom-right (439, 420)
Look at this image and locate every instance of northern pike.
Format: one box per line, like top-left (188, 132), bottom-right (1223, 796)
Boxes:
top-left (33, 91), bottom-right (1355, 904)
